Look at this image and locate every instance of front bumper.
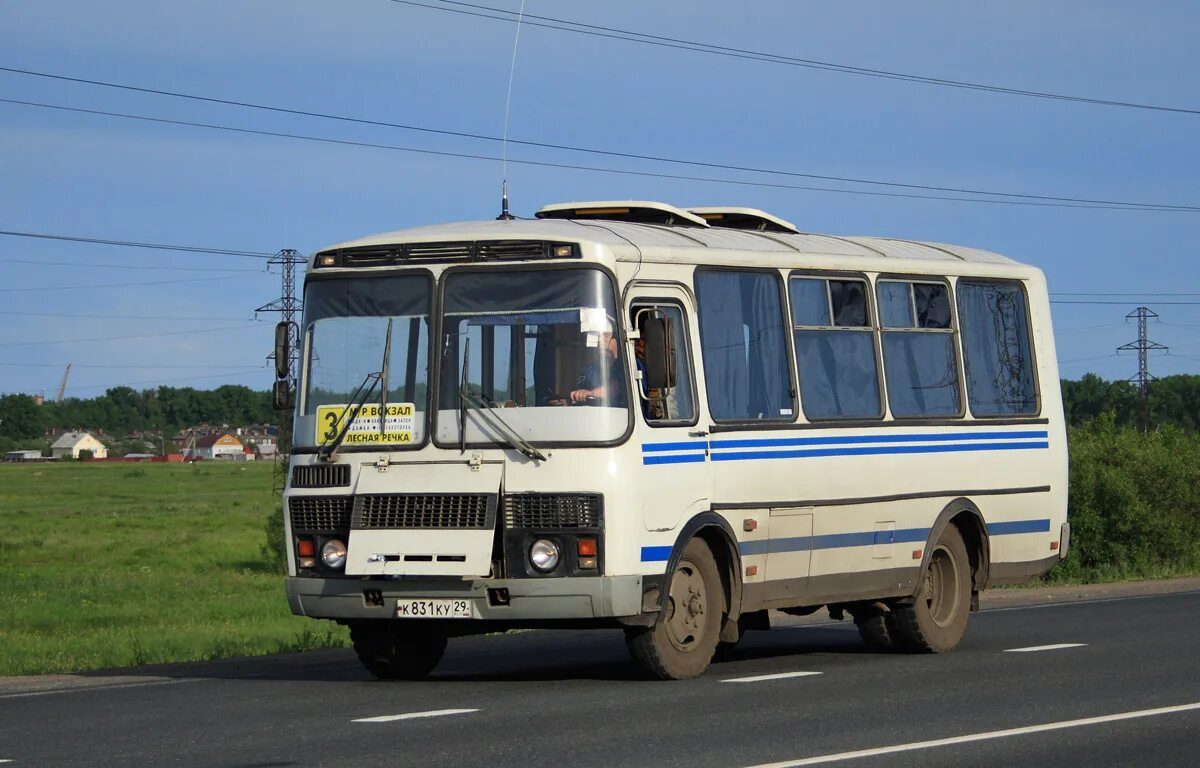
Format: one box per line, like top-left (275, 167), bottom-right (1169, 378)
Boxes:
top-left (286, 574), bottom-right (644, 621)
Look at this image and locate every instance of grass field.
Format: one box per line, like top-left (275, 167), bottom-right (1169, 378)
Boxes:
top-left (0, 461), bottom-right (347, 677)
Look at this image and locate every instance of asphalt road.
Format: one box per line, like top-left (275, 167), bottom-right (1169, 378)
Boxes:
top-left (3, 590), bottom-right (1200, 767)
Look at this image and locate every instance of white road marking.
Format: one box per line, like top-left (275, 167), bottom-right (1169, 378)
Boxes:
top-left (741, 701), bottom-right (1200, 767)
top-left (0, 678), bottom-right (201, 700)
top-left (722, 671), bottom-right (823, 683)
top-left (352, 708), bottom-right (478, 723)
top-left (1003, 643), bottom-right (1087, 653)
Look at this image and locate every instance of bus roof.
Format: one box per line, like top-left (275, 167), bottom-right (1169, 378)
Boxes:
top-left (314, 205), bottom-right (1022, 269)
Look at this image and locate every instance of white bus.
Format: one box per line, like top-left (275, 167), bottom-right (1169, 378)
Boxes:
top-left (280, 201), bottom-right (1068, 680)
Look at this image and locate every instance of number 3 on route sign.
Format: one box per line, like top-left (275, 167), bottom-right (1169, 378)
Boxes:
top-left (315, 403), bottom-right (416, 444)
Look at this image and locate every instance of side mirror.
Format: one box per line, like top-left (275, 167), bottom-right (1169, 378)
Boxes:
top-left (274, 322), bottom-right (291, 380)
top-left (641, 316), bottom-right (676, 389)
top-left (272, 379), bottom-right (293, 412)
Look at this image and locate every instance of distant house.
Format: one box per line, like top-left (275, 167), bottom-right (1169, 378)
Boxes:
top-left (51, 431), bottom-right (108, 459)
top-left (185, 433), bottom-right (244, 460)
top-left (4, 449), bottom-right (44, 462)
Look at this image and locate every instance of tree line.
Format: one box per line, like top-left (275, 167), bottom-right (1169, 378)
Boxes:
top-left (1061, 373), bottom-right (1200, 431)
top-left (1, 374), bottom-right (1197, 452)
top-left (0, 385), bottom-right (276, 452)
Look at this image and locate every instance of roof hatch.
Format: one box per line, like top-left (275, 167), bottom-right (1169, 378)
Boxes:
top-left (688, 207), bottom-right (800, 234)
top-left (536, 201), bottom-right (709, 228)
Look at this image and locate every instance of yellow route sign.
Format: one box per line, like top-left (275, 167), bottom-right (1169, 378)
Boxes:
top-left (316, 403), bottom-right (416, 444)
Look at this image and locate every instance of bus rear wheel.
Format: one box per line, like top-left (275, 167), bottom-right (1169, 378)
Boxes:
top-left (852, 603), bottom-right (897, 651)
top-left (890, 525), bottom-right (971, 653)
top-left (626, 538), bottom-right (725, 680)
top-left (349, 621), bottom-right (447, 680)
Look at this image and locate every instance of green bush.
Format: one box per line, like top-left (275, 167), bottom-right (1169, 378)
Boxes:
top-left (1050, 414), bottom-right (1200, 583)
top-left (262, 504), bottom-right (287, 574)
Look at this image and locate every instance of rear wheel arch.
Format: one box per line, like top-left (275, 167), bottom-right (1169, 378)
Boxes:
top-left (919, 499), bottom-right (991, 596)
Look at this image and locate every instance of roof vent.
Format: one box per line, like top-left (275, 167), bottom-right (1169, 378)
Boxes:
top-left (688, 207), bottom-right (800, 234)
top-left (536, 201), bottom-right (709, 228)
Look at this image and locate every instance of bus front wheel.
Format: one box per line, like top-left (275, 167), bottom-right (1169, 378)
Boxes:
top-left (349, 621), bottom-right (447, 680)
top-left (890, 524), bottom-right (971, 653)
top-left (625, 538), bottom-right (725, 680)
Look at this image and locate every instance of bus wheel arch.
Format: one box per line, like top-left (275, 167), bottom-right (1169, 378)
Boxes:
top-left (627, 531), bottom-right (732, 679)
top-left (661, 513), bottom-right (742, 640)
top-left (919, 498), bottom-right (991, 598)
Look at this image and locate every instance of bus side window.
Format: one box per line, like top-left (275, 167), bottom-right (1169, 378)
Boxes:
top-left (789, 276), bottom-right (882, 420)
top-left (694, 270), bottom-right (795, 422)
top-left (633, 304), bottom-right (696, 424)
top-left (957, 280), bottom-right (1039, 416)
top-left (877, 279), bottom-right (962, 418)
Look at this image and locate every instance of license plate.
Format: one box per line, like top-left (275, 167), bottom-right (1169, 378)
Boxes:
top-left (395, 598), bottom-right (472, 619)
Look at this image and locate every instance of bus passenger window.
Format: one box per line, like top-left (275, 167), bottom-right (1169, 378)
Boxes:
top-left (633, 305), bottom-right (695, 424)
top-left (877, 280), bottom-right (961, 418)
top-left (790, 276), bottom-right (881, 420)
top-left (695, 270), bottom-right (794, 422)
top-left (957, 281), bottom-right (1039, 416)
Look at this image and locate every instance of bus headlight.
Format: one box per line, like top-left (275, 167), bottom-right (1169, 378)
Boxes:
top-left (322, 539), bottom-right (347, 570)
top-left (529, 539), bottom-right (560, 572)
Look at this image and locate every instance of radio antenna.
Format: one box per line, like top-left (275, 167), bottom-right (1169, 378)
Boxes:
top-left (496, 0), bottom-right (528, 221)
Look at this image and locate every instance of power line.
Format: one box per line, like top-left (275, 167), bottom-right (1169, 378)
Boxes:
top-left (0, 228), bottom-right (276, 258)
top-left (1052, 300), bottom-right (1200, 306)
top-left (390, 0), bottom-right (1200, 118)
top-left (2, 97), bottom-right (1195, 213)
top-left (0, 361), bottom-right (264, 369)
top-left (3, 73), bottom-right (1199, 212)
top-left (1051, 291), bottom-right (1200, 297)
top-left (0, 322), bottom-right (263, 348)
top-left (0, 310), bottom-right (264, 321)
top-left (0, 256), bottom-right (263, 272)
top-left (0, 274), bottom-right (254, 292)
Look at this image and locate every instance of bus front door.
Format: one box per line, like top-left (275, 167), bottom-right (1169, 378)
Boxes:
top-left (628, 289), bottom-right (711, 533)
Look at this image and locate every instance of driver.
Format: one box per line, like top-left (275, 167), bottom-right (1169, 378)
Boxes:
top-left (569, 320), bottom-right (627, 406)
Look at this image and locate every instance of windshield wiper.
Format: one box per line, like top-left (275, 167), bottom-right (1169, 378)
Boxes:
top-left (459, 388), bottom-right (548, 462)
top-left (317, 372), bottom-right (380, 461)
top-left (458, 335), bottom-right (470, 453)
top-left (456, 336), bottom-right (546, 462)
top-left (318, 320), bottom-right (392, 461)
top-left (379, 318), bottom-right (393, 438)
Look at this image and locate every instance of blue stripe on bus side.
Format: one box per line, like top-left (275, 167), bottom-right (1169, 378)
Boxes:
top-left (988, 519), bottom-right (1052, 535)
top-left (710, 431), bottom-right (1048, 449)
top-left (710, 441), bottom-right (1049, 462)
top-left (739, 527), bottom-right (931, 556)
top-left (641, 441), bottom-right (709, 452)
top-left (640, 546), bottom-right (673, 562)
top-left (642, 453), bottom-right (706, 466)
top-left (647, 519), bottom-right (1052, 562)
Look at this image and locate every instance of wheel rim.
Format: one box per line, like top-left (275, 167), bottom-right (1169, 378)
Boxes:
top-left (665, 557), bottom-right (708, 652)
top-left (923, 544), bottom-right (961, 628)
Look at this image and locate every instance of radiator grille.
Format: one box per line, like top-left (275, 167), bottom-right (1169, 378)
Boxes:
top-left (504, 494), bottom-right (603, 529)
top-left (291, 464), bottom-right (350, 488)
top-left (289, 496), bottom-right (353, 532)
top-left (354, 494), bottom-right (494, 529)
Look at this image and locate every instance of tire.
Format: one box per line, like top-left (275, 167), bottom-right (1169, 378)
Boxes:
top-left (350, 621), bottom-right (447, 680)
top-left (890, 524), bottom-right (971, 653)
top-left (625, 538), bottom-right (725, 680)
top-left (852, 604), bottom-right (896, 651)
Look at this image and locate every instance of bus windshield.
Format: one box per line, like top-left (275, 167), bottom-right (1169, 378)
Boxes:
top-left (437, 267), bottom-right (629, 446)
top-left (298, 274), bottom-right (431, 449)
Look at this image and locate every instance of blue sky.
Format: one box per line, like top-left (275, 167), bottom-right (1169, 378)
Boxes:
top-left (2, 0), bottom-right (1197, 397)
